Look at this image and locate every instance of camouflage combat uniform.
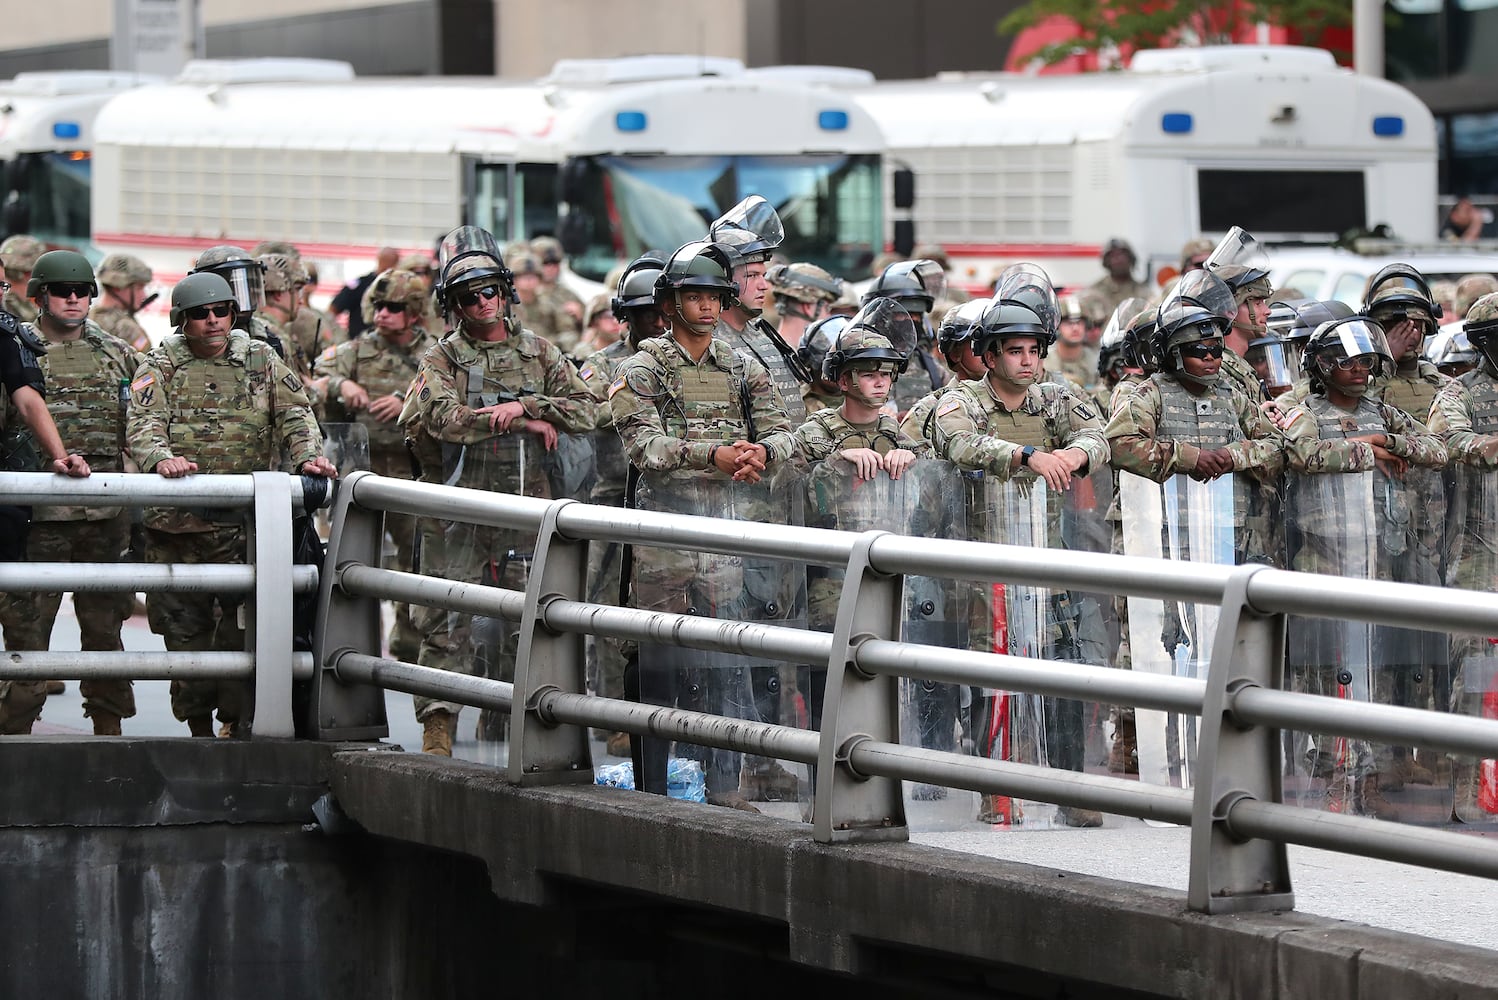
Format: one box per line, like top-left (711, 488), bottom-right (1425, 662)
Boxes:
top-left (314, 324), bottom-right (437, 662)
top-left (1085, 275), bottom-right (1152, 320)
top-left (537, 281), bottom-right (584, 354)
top-left (0, 320), bottom-right (142, 733)
top-left (408, 325), bottom-right (596, 725)
top-left (90, 304), bottom-right (152, 353)
top-left (1044, 348), bottom-right (1099, 394)
top-left (2, 287), bottom-right (37, 325)
top-left (609, 333), bottom-right (795, 797)
top-left (800, 384), bottom-right (843, 415)
top-left (127, 330), bottom-right (324, 730)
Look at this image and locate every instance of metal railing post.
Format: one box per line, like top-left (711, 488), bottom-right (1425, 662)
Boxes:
top-left (248, 471), bottom-right (295, 738)
top-left (310, 471), bottom-right (390, 740)
top-left (509, 499), bottom-right (593, 787)
top-left (1188, 564), bottom-right (1294, 913)
top-left (814, 531), bottom-right (908, 844)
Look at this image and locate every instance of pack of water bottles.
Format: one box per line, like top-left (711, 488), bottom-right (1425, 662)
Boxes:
top-left (595, 757), bottom-right (706, 802)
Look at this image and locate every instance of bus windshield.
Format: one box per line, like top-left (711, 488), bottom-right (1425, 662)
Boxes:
top-left (11, 151), bottom-right (93, 250)
top-left (564, 153), bottom-right (882, 284)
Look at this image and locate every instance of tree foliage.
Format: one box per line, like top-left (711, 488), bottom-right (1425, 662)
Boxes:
top-left (999, 0), bottom-right (1353, 67)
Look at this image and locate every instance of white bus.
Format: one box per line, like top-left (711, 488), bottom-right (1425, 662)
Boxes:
top-left (90, 55), bottom-right (887, 333)
top-left (0, 71), bottom-right (161, 254)
top-left (832, 45), bottom-right (1438, 294)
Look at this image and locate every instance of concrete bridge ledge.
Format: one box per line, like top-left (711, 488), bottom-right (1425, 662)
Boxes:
top-left (328, 750), bottom-right (1498, 1000)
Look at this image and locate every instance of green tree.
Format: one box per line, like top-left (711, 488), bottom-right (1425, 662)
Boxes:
top-left (999, 0), bottom-right (1352, 67)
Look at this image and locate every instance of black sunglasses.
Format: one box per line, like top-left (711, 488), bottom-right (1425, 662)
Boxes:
top-left (1179, 341), bottom-right (1225, 360)
top-left (373, 300), bottom-right (406, 314)
top-left (456, 285), bottom-right (501, 307)
top-left (186, 303), bottom-right (234, 320)
top-left (48, 282), bottom-right (94, 300)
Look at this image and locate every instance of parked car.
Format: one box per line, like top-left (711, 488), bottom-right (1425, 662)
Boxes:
top-left (1267, 242), bottom-right (1498, 308)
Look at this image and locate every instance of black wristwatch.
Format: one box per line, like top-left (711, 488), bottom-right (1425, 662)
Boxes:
top-left (1020, 446), bottom-right (1035, 467)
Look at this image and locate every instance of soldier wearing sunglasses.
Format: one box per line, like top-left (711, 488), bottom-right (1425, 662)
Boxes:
top-left (127, 272), bottom-right (337, 739)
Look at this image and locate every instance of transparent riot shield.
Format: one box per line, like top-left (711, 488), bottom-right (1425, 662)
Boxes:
top-left (320, 422), bottom-right (370, 477)
top-left (805, 457), bottom-right (967, 813)
top-left (1282, 472), bottom-right (1395, 818)
top-left (1447, 465), bottom-right (1498, 824)
top-left (1121, 472), bottom-right (1234, 805)
top-left (968, 475), bottom-right (1082, 828)
top-left (1060, 454), bottom-right (1118, 769)
top-left (632, 472), bottom-right (806, 812)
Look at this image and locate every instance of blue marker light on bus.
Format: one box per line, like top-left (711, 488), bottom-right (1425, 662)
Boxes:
top-left (615, 111), bottom-right (647, 133)
top-left (52, 121), bottom-right (81, 140)
top-left (1160, 113), bottom-right (1193, 135)
top-left (818, 109), bottom-right (849, 131)
top-left (1372, 116), bottom-right (1404, 137)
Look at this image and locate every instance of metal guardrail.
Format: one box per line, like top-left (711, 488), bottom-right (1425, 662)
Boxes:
top-left (0, 471), bottom-right (325, 737)
top-left (310, 471), bottom-right (1498, 917)
top-left (8, 469), bottom-right (1498, 917)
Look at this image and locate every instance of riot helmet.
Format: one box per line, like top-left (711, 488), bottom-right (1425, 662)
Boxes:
top-left (1204, 226), bottom-right (1272, 303)
top-left (865, 258), bottom-right (945, 317)
top-left (1156, 270), bottom-right (1235, 388)
top-left (1303, 316), bottom-right (1395, 396)
top-left (766, 262), bottom-right (843, 315)
top-left (1463, 292), bottom-right (1498, 374)
top-left (1362, 263), bottom-right (1441, 333)
top-left (936, 296), bottom-right (991, 360)
top-left (798, 314), bottom-right (848, 386)
top-left (1098, 297), bottom-right (1150, 380)
top-left (435, 225), bottom-right (517, 330)
top-left (611, 251), bottom-right (668, 317)
top-left (1425, 324), bottom-right (1480, 377)
top-left (823, 296), bottom-right (915, 384)
top-left (190, 245), bottom-right (265, 316)
top-left (654, 240), bottom-right (738, 335)
top-left (709, 195), bottom-right (784, 267)
top-left (974, 263), bottom-right (1058, 359)
top-left (1244, 331), bottom-right (1296, 395)
top-left (1456, 273), bottom-right (1498, 318)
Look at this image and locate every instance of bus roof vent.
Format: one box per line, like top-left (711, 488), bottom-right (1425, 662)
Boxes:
top-left (543, 55), bottom-right (746, 86)
top-left (1130, 45), bottom-right (1337, 75)
top-left (175, 59), bottom-right (356, 85)
top-left (743, 65), bottom-right (877, 87)
top-left (3, 71), bottom-right (162, 96)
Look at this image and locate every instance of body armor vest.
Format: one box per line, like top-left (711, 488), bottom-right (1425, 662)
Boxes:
top-left (157, 338), bottom-right (277, 474)
top-left (588, 340), bottom-right (631, 495)
top-left (1299, 395), bottom-right (1405, 558)
top-left (635, 339), bottom-right (748, 444)
top-left (1153, 376), bottom-right (1243, 449)
top-left (349, 329), bottom-right (429, 452)
top-left (34, 324), bottom-right (133, 466)
top-left (808, 408), bottom-right (904, 454)
top-left (1380, 365), bottom-right (1442, 422)
top-left (980, 385), bottom-right (1051, 449)
top-left (1460, 370), bottom-right (1498, 435)
top-left (724, 318), bottom-right (805, 425)
top-left (441, 330), bottom-right (551, 494)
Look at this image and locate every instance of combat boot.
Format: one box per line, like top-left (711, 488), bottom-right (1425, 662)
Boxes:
top-left (605, 731), bottom-right (631, 758)
top-left (1359, 774), bottom-right (1401, 822)
top-left (1391, 753), bottom-right (1434, 787)
top-left (90, 711), bottom-right (122, 736)
top-left (977, 794), bottom-right (1021, 825)
top-left (187, 715), bottom-right (215, 738)
top-left (739, 760), bottom-right (800, 801)
top-left (1453, 763), bottom-right (1478, 822)
top-left (422, 710), bottom-right (456, 757)
top-left (1057, 805), bottom-right (1104, 828)
top-left (1107, 715), bottom-right (1138, 774)
top-left (706, 790), bottom-right (761, 813)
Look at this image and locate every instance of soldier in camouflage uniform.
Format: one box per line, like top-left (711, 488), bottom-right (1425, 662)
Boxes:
top-left (503, 245), bottom-right (572, 352)
top-left (127, 272), bottom-right (336, 736)
top-left (1201, 229), bottom-right (1273, 407)
top-left (1, 235), bottom-right (45, 324)
top-left (900, 297), bottom-right (992, 447)
top-left (863, 258), bottom-right (951, 417)
top-left (930, 266), bottom-right (1110, 827)
top-left (1087, 238), bottom-right (1152, 319)
top-left (532, 236), bottom-right (584, 353)
top-left (1277, 316), bottom-right (1447, 818)
top-left (315, 268), bottom-right (437, 667)
top-left (0, 251), bottom-right (140, 734)
top-left (91, 253), bottom-right (154, 353)
top-left (766, 262), bottom-right (843, 402)
top-left (575, 252), bottom-right (667, 757)
top-left (1456, 274), bottom-right (1498, 319)
top-left (795, 314), bottom-right (848, 415)
top-left (1430, 293), bottom-right (1498, 819)
top-left (1362, 265), bottom-right (1453, 789)
top-left (1045, 294), bottom-right (1099, 393)
top-left (254, 253), bottom-right (324, 412)
top-left (609, 240), bottom-right (795, 811)
top-left (409, 226), bottom-right (596, 755)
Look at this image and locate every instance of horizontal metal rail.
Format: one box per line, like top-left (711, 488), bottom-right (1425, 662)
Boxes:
top-left (0, 651), bottom-right (315, 680)
top-left (0, 470), bottom-right (323, 510)
top-left (0, 563), bottom-right (318, 594)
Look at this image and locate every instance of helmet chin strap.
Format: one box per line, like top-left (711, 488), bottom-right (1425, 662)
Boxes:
top-left (42, 305), bottom-right (87, 330)
top-left (1232, 316), bottom-right (1266, 339)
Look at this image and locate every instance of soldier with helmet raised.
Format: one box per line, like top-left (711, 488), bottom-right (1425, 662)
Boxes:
top-left (127, 271), bottom-right (337, 737)
top-left (91, 253), bottom-right (155, 353)
top-left (1203, 227), bottom-right (1274, 405)
top-left (609, 239), bottom-right (796, 811)
top-left (0, 250), bottom-right (142, 735)
top-left (407, 226), bottom-right (596, 756)
top-left (1, 235), bottom-right (46, 323)
top-left (899, 296), bottom-right (991, 446)
top-left (865, 258), bottom-right (951, 416)
top-left (315, 267), bottom-right (437, 670)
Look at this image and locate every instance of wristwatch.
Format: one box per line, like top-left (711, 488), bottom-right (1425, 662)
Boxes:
top-left (1020, 446), bottom-right (1035, 467)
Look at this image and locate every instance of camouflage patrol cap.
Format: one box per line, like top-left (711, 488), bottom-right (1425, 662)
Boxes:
top-left (584, 293), bottom-right (612, 327)
top-left (257, 253), bottom-right (309, 294)
top-left (367, 268), bottom-right (429, 316)
top-left (766, 262), bottom-right (843, 305)
top-left (251, 240), bottom-right (301, 260)
top-left (530, 236), bottom-right (564, 265)
top-left (504, 244), bottom-right (541, 276)
top-left (96, 253), bottom-right (153, 288)
top-left (1456, 274), bottom-right (1498, 317)
top-left (0, 234), bottom-right (45, 273)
